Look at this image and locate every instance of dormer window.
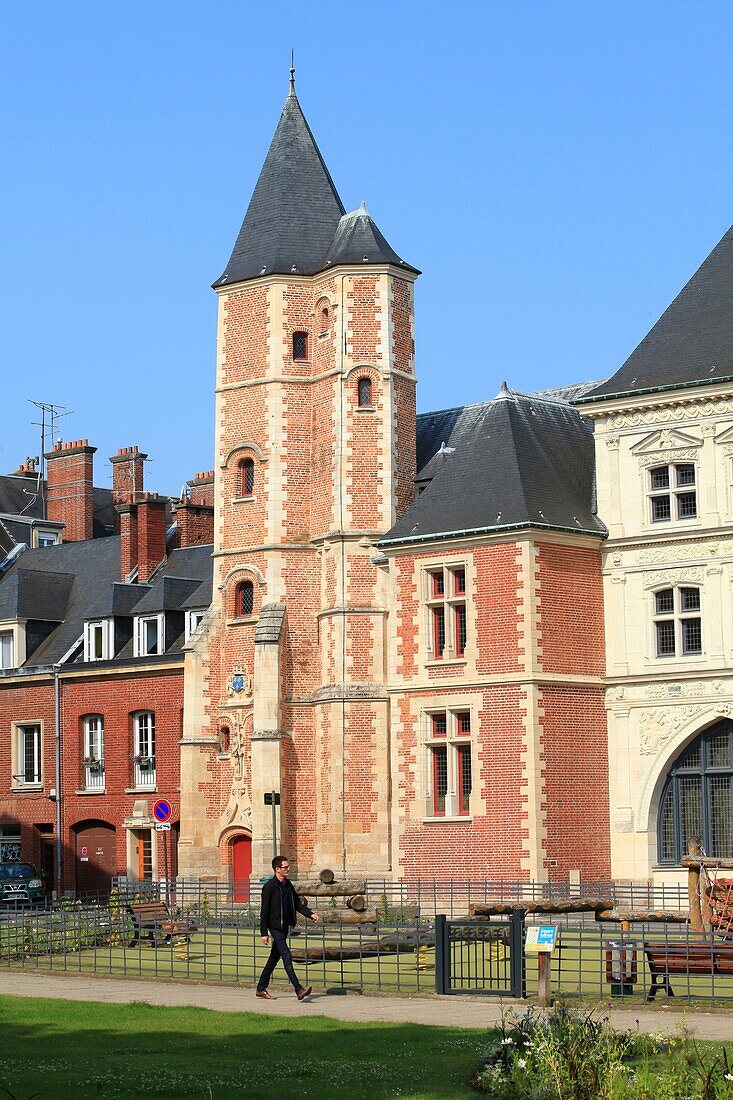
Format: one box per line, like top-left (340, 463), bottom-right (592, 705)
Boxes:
top-left (135, 614), bottom-right (163, 657)
top-left (0, 632), bottom-right (14, 670)
top-left (185, 610), bottom-right (206, 641)
top-left (84, 620), bottom-right (113, 662)
top-left (36, 530), bottom-right (58, 548)
top-left (292, 331), bottom-right (308, 360)
top-left (357, 377), bottom-right (372, 408)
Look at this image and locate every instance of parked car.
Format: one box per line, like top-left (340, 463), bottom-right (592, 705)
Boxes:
top-left (0, 862), bottom-right (45, 905)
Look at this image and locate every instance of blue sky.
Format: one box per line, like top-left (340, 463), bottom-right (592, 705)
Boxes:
top-left (1, 2), bottom-right (732, 493)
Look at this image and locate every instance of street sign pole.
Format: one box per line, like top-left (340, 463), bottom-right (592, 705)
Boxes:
top-left (163, 830), bottom-right (170, 905)
top-left (271, 791), bottom-right (277, 859)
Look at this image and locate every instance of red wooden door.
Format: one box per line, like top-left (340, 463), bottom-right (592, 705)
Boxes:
top-left (231, 835), bottom-right (251, 902)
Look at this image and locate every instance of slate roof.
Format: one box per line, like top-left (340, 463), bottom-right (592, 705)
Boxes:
top-left (0, 538), bottom-right (214, 670)
top-left (382, 385), bottom-right (606, 546)
top-left (0, 474), bottom-right (116, 540)
top-left (580, 226), bottom-right (733, 402)
top-left (324, 204), bottom-right (419, 274)
top-left (214, 87), bottom-right (345, 286)
top-left (214, 86), bottom-right (416, 286)
top-left (0, 537), bottom-right (122, 665)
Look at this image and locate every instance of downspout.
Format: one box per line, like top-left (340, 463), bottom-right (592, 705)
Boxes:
top-left (53, 664), bottom-right (62, 898)
top-left (338, 272), bottom-right (347, 876)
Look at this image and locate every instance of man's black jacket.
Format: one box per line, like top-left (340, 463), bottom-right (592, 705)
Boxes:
top-left (260, 875), bottom-right (314, 936)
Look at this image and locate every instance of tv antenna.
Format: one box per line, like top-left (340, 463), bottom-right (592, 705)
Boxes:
top-left (28, 400), bottom-right (73, 518)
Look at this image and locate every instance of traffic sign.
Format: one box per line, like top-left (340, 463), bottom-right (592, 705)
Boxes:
top-left (153, 798), bottom-right (172, 823)
top-left (155, 822), bottom-right (171, 831)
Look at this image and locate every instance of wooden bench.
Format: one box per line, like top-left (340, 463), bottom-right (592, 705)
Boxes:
top-left (127, 902), bottom-right (198, 948)
top-left (643, 939), bottom-right (733, 999)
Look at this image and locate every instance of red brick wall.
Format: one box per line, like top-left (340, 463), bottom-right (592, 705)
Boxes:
top-left (0, 668), bottom-right (183, 889)
top-left (45, 440), bottom-right (96, 542)
top-left (539, 684), bottom-right (611, 880)
top-left (172, 503), bottom-right (214, 548)
top-left (137, 497), bottom-right (167, 582)
top-left (536, 543), bottom-right (605, 676)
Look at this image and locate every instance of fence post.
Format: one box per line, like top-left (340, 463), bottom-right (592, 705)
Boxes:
top-left (435, 914), bottom-right (450, 995)
top-left (510, 908), bottom-right (525, 999)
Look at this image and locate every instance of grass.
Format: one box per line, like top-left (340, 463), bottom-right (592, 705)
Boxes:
top-left (0, 994), bottom-right (484, 1099)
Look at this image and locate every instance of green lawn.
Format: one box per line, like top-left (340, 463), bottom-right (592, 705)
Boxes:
top-left (0, 995), bottom-right (485, 1099)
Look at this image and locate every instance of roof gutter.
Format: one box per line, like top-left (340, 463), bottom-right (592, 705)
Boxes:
top-left (573, 372), bottom-right (733, 406)
top-left (378, 519), bottom-right (607, 549)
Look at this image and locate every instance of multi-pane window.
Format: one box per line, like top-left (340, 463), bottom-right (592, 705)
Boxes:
top-left (425, 709), bottom-right (472, 817)
top-left (15, 723), bottom-right (41, 785)
top-left (357, 377), bottom-right (372, 407)
top-left (426, 566), bottom-right (467, 659)
top-left (654, 586), bottom-right (702, 658)
top-left (36, 530), bottom-right (58, 548)
top-left (239, 458), bottom-right (254, 497)
top-left (135, 615), bottom-right (162, 657)
top-left (83, 715), bottom-right (105, 790)
top-left (292, 331), bottom-right (308, 360)
top-left (237, 581), bottom-right (254, 617)
top-left (133, 712), bottom-right (156, 789)
top-left (648, 463), bottom-right (697, 523)
top-left (185, 610), bottom-right (206, 642)
top-left (0, 633), bottom-right (14, 670)
top-left (84, 620), bottom-right (112, 662)
top-left (659, 720), bottom-right (733, 862)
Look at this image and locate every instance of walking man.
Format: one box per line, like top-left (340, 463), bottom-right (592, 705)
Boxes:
top-left (256, 855), bottom-right (320, 1001)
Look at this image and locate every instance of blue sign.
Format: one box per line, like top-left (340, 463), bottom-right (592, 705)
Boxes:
top-left (153, 799), bottom-right (172, 823)
top-left (537, 926), bottom-right (557, 946)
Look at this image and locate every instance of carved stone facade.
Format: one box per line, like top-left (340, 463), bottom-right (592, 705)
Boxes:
top-left (586, 383), bottom-right (733, 882)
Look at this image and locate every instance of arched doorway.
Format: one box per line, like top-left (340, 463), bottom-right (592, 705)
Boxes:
top-left (73, 820), bottom-right (116, 897)
top-left (230, 834), bottom-right (252, 902)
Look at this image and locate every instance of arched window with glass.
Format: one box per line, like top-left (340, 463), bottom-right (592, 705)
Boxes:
top-left (239, 458), bottom-right (255, 497)
top-left (357, 376), bottom-right (372, 408)
top-left (236, 580), bottom-right (254, 618)
top-left (658, 720), bottom-right (733, 863)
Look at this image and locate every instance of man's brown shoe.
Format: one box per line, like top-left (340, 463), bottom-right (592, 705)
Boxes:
top-left (256, 990), bottom-right (276, 1000)
top-left (296, 986), bottom-right (312, 1001)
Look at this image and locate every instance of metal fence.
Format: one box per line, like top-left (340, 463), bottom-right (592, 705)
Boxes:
top-left (106, 877), bottom-right (689, 921)
top-left (3, 897), bottom-right (732, 1004)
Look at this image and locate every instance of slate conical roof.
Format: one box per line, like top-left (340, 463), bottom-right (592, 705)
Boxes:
top-left (581, 226), bottom-right (733, 402)
top-left (213, 85), bottom-right (345, 287)
top-left (324, 202), bottom-right (419, 273)
top-left (381, 386), bottom-right (605, 546)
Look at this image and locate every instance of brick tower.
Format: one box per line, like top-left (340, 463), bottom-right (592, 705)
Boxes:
top-left (178, 70), bottom-right (419, 881)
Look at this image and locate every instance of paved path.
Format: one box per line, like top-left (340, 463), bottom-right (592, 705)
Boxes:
top-left (1, 968), bottom-right (733, 1040)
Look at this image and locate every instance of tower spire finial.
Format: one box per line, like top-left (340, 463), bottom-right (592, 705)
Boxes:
top-left (289, 49), bottom-right (296, 97)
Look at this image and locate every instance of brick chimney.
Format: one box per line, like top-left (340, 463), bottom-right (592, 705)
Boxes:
top-left (188, 470), bottom-right (215, 508)
top-left (44, 439), bottom-right (96, 542)
top-left (171, 500), bottom-right (215, 548)
top-left (118, 504), bottom-right (138, 581)
top-left (11, 458), bottom-right (40, 478)
top-left (110, 446), bottom-right (146, 506)
top-left (136, 494), bottom-right (168, 582)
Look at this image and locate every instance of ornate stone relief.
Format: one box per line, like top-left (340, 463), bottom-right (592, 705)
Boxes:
top-left (636, 541), bottom-right (730, 565)
top-left (606, 686), bottom-right (627, 702)
top-left (639, 702), bottom-right (733, 756)
top-left (642, 567), bottom-right (704, 587)
top-left (218, 708), bottom-right (253, 831)
top-left (637, 448), bottom-right (698, 469)
top-left (608, 400), bottom-right (733, 430)
top-left (225, 666), bottom-right (253, 704)
top-left (643, 680), bottom-right (706, 699)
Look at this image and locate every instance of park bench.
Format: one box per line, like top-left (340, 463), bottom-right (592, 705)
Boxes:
top-left (127, 901), bottom-right (197, 948)
top-left (643, 938), bottom-right (733, 999)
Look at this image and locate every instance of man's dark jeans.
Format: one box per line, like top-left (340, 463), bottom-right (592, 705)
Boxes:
top-left (257, 929), bottom-right (301, 992)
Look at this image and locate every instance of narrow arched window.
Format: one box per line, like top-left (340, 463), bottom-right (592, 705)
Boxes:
top-left (237, 581), bottom-right (254, 617)
top-left (357, 377), bottom-right (372, 408)
top-left (658, 720), bottom-right (733, 862)
top-left (239, 458), bottom-right (254, 497)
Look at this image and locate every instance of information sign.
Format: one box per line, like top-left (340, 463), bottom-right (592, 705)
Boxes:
top-left (526, 925), bottom-right (559, 954)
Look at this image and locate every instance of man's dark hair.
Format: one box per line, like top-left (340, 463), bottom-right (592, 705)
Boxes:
top-left (272, 855), bottom-right (288, 870)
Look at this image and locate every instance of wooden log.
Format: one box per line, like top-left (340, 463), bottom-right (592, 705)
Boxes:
top-left (470, 898), bottom-right (614, 917)
top-left (291, 945), bottom-right (383, 961)
top-left (595, 909), bottom-right (689, 924)
top-left (298, 909), bottom-right (378, 924)
top-left (291, 880), bottom-right (366, 897)
top-left (346, 894), bottom-right (366, 912)
top-left (681, 857), bottom-right (733, 870)
top-left (319, 868), bottom-right (335, 884)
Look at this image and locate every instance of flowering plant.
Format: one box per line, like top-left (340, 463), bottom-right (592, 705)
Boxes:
top-left (134, 754), bottom-right (153, 766)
